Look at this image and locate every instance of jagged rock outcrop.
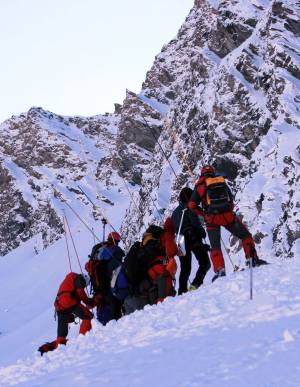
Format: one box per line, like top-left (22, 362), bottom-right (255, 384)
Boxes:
top-left (122, 0), bottom-right (300, 259)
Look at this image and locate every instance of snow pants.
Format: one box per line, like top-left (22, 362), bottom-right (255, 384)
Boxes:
top-left (206, 212), bottom-right (257, 272)
top-left (148, 263), bottom-right (175, 302)
top-left (178, 234), bottom-right (211, 295)
top-left (57, 303), bottom-right (93, 338)
top-left (96, 292), bottom-right (123, 325)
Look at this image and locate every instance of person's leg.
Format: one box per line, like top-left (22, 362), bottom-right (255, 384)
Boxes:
top-left (73, 304), bottom-right (93, 335)
top-left (57, 312), bottom-right (70, 339)
top-left (191, 243), bottom-right (211, 287)
top-left (207, 225), bottom-right (225, 272)
top-left (38, 312), bottom-right (69, 355)
top-left (225, 216), bottom-right (256, 259)
top-left (225, 216), bottom-right (267, 265)
top-left (178, 245), bottom-right (192, 295)
top-left (156, 274), bottom-right (174, 302)
top-left (108, 293), bottom-right (123, 321)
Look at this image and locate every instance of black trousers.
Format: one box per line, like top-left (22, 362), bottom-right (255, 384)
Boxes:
top-left (178, 236), bottom-right (211, 295)
top-left (57, 304), bottom-right (93, 338)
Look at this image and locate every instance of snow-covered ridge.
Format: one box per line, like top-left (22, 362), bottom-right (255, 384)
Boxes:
top-left (0, 93), bottom-right (163, 256)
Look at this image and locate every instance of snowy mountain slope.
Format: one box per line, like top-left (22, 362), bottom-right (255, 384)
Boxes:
top-left (0, 95), bottom-right (163, 257)
top-left (1, 258), bottom-right (300, 386)
top-left (122, 0), bottom-right (300, 257)
top-left (0, 0), bottom-right (298, 259)
top-left (0, 1), bottom-right (299, 385)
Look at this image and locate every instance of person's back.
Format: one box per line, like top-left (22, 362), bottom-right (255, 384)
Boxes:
top-left (86, 231), bottom-right (125, 325)
top-left (172, 186), bottom-right (211, 294)
top-left (38, 272), bottom-right (95, 356)
top-left (188, 165), bottom-right (267, 281)
top-left (123, 221), bottom-right (178, 314)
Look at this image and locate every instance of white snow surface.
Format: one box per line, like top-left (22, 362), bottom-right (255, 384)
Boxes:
top-left (1, 247), bottom-right (300, 386)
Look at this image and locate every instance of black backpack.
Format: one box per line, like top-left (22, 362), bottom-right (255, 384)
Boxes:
top-left (123, 242), bottom-right (144, 289)
top-left (205, 176), bottom-right (231, 214)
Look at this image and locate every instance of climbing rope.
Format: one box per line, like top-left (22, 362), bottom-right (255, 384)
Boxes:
top-left (64, 210), bottom-right (83, 274)
top-left (105, 142), bottom-right (164, 224)
top-left (77, 185), bottom-right (127, 245)
top-left (62, 214), bottom-right (72, 272)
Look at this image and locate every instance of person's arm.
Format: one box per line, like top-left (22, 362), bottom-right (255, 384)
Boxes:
top-left (188, 184), bottom-right (205, 217)
top-left (188, 210), bottom-right (206, 239)
top-left (74, 275), bottom-right (94, 306)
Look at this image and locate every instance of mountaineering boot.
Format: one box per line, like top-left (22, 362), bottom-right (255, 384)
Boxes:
top-left (38, 337), bottom-right (67, 356)
top-left (246, 256), bottom-right (269, 267)
top-left (211, 268), bottom-right (226, 283)
top-left (188, 284), bottom-right (198, 292)
top-left (38, 342), bottom-right (56, 356)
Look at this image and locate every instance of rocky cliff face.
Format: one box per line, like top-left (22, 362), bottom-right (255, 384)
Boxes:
top-left (122, 0), bottom-right (300, 259)
top-left (0, 0), bottom-right (299, 260)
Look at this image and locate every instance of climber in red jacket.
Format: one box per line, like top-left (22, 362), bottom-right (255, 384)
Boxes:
top-left (38, 272), bottom-right (96, 356)
top-left (188, 165), bottom-right (267, 281)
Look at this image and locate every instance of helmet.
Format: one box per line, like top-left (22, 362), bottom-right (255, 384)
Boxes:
top-left (82, 273), bottom-right (90, 286)
top-left (201, 165), bottom-right (215, 176)
top-left (179, 187), bottom-right (193, 203)
top-left (107, 231), bottom-right (121, 243)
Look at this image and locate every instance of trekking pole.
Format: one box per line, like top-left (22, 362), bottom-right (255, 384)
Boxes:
top-left (221, 237), bottom-right (239, 272)
top-left (101, 218), bottom-right (107, 242)
top-left (250, 257), bottom-right (253, 300)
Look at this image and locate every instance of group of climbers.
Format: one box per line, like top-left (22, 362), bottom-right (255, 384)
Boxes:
top-left (38, 164), bottom-right (267, 356)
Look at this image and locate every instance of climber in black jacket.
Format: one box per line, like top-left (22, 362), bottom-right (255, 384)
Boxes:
top-left (171, 187), bottom-right (211, 294)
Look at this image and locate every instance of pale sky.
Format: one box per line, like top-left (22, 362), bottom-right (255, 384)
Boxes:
top-left (0, 0), bottom-right (194, 123)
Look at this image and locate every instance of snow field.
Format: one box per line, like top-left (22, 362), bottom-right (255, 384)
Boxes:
top-left (1, 258), bottom-right (300, 386)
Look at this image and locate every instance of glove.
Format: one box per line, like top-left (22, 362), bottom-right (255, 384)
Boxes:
top-left (85, 297), bottom-right (95, 307)
top-left (203, 244), bottom-right (211, 252)
top-left (93, 294), bottom-right (102, 306)
top-left (198, 216), bottom-right (205, 226)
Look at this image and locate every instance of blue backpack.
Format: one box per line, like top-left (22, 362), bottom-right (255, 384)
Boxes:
top-left (111, 265), bottom-right (129, 300)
